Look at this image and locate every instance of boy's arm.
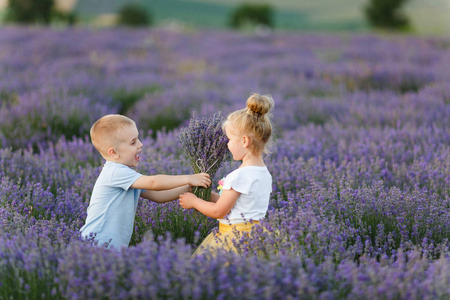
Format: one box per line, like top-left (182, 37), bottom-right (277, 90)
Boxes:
top-left (131, 173), bottom-right (210, 191)
top-left (210, 192), bottom-right (220, 203)
top-left (140, 185), bottom-right (191, 203)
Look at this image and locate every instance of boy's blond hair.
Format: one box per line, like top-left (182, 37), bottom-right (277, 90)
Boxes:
top-left (90, 114), bottom-right (136, 157)
top-left (223, 93), bottom-right (274, 156)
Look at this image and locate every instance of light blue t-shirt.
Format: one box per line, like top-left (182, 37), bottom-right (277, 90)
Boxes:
top-left (80, 161), bottom-right (143, 249)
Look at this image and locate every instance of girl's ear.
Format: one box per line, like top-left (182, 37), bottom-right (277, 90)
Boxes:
top-left (242, 135), bottom-right (251, 148)
top-left (107, 147), bottom-right (119, 159)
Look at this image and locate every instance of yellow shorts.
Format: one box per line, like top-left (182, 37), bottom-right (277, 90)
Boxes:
top-left (192, 221), bottom-right (260, 257)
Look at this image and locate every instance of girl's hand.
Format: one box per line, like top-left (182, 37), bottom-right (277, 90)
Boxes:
top-left (179, 192), bottom-right (198, 209)
top-left (189, 173), bottom-right (211, 188)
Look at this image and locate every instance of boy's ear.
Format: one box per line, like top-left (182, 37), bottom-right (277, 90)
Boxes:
top-left (107, 147), bottom-right (119, 159)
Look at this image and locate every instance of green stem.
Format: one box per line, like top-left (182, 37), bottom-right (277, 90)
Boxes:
top-left (193, 186), bottom-right (212, 202)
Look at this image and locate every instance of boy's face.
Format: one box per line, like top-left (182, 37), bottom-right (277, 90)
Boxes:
top-left (110, 123), bottom-right (143, 168)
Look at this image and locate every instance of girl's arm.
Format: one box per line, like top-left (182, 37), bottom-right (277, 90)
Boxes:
top-left (179, 189), bottom-right (240, 219)
top-left (140, 185), bottom-right (191, 203)
top-left (131, 173), bottom-right (210, 191)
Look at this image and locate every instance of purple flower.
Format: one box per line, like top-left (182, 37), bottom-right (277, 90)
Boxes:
top-left (178, 112), bottom-right (230, 200)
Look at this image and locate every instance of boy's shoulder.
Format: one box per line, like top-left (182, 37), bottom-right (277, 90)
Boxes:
top-left (99, 161), bottom-right (141, 178)
top-left (95, 161), bottom-right (143, 190)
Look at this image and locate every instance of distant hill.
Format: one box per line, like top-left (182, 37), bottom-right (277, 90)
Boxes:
top-left (74, 0), bottom-right (368, 32)
top-left (66, 0), bottom-right (450, 35)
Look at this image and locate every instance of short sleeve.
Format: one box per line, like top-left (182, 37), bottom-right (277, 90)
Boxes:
top-left (222, 170), bottom-right (252, 194)
top-left (110, 165), bottom-right (142, 190)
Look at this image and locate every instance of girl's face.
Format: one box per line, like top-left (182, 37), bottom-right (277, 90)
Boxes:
top-left (113, 124), bottom-right (143, 168)
top-left (225, 125), bottom-right (248, 161)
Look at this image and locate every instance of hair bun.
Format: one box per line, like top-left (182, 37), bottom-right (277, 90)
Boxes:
top-left (246, 93), bottom-right (274, 116)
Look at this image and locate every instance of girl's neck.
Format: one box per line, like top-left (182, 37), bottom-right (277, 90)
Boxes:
top-left (240, 153), bottom-right (265, 168)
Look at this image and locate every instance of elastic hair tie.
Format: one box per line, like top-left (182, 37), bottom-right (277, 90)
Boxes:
top-left (246, 108), bottom-right (261, 119)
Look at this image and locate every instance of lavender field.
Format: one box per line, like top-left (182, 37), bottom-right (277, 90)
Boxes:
top-left (0, 27), bottom-right (449, 299)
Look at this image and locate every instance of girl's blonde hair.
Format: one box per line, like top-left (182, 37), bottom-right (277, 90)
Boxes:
top-left (224, 93), bottom-right (275, 156)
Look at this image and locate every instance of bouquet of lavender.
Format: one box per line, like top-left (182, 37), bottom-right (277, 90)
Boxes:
top-left (178, 112), bottom-right (230, 201)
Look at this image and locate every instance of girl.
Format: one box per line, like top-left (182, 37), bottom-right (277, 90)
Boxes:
top-left (179, 93), bottom-right (274, 255)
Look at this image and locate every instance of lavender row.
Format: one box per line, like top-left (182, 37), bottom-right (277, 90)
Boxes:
top-left (1, 232), bottom-right (450, 299)
top-left (0, 126), bottom-right (447, 250)
top-left (1, 81), bottom-right (447, 150)
top-left (1, 122), bottom-right (447, 200)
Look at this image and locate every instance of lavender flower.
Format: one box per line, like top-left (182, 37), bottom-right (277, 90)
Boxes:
top-left (178, 112), bottom-right (230, 201)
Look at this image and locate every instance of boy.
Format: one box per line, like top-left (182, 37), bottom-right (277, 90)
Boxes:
top-left (80, 114), bottom-right (211, 249)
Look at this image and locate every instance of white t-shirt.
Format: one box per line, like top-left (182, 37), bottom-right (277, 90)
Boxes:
top-left (80, 161), bottom-right (143, 249)
top-left (218, 166), bottom-right (272, 225)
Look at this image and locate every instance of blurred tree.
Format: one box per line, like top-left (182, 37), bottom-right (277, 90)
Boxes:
top-left (53, 10), bottom-right (78, 26)
top-left (364, 0), bottom-right (410, 29)
top-left (117, 3), bottom-right (152, 27)
top-left (6, 0), bottom-right (54, 24)
top-left (229, 3), bottom-right (274, 29)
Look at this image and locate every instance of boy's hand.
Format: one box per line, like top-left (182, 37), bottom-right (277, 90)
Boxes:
top-left (189, 173), bottom-right (211, 188)
top-left (179, 192), bottom-right (198, 209)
